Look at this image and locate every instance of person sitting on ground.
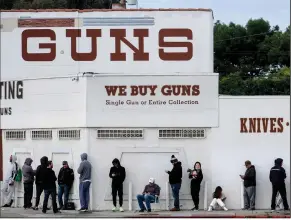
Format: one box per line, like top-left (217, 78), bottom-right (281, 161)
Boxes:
top-left (136, 178), bottom-right (160, 213)
top-left (208, 186), bottom-right (228, 211)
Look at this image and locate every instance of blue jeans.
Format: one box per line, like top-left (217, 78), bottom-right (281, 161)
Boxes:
top-left (58, 184), bottom-right (70, 208)
top-left (137, 194), bottom-right (155, 210)
top-left (79, 181), bottom-right (91, 209)
top-left (171, 183), bottom-right (181, 208)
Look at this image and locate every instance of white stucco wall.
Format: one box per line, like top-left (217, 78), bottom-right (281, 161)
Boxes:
top-left (2, 95), bottom-right (289, 210)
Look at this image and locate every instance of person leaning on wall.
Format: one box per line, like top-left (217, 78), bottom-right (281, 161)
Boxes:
top-left (165, 155), bottom-right (183, 211)
top-left (77, 153), bottom-right (92, 212)
top-left (240, 160), bottom-right (256, 210)
top-left (109, 158), bottom-right (126, 212)
top-left (187, 161), bottom-right (203, 211)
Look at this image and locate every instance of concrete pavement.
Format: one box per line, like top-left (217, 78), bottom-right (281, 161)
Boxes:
top-left (0, 208), bottom-right (290, 218)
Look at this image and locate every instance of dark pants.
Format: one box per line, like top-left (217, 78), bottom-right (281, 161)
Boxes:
top-left (271, 184), bottom-right (289, 210)
top-left (112, 184), bottom-right (123, 207)
top-left (171, 183), bottom-right (181, 209)
top-left (244, 186), bottom-right (256, 209)
top-left (35, 184), bottom-right (44, 207)
top-left (23, 183), bottom-right (33, 208)
top-left (42, 188), bottom-right (58, 213)
top-left (58, 184), bottom-right (70, 208)
top-left (191, 184), bottom-right (200, 209)
top-left (79, 181), bottom-right (91, 210)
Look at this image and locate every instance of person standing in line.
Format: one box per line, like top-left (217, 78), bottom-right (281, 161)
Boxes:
top-left (240, 160), bottom-right (256, 210)
top-left (270, 158), bottom-right (289, 211)
top-left (1, 155), bottom-right (18, 207)
top-left (42, 161), bottom-right (59, 214)
top-left (22, 158), bottom-right (36, 209)
top-left (77, 153), bottom-right (92, 212)
top-left (165, 155), bottom-right (182, 211)
top-left (187, 161), bottom-right (203, 211)
top-left (109, 158), bottom-right (126, 212)
top-left (57, 161), bottom-right (74, 210)
top-left (33, 156), bottom-right (49, 210)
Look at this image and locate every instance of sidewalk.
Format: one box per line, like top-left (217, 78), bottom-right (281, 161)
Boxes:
top-left (0, 208), bottom-right (290, 218)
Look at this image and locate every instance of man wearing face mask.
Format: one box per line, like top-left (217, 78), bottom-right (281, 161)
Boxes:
top-left (109, 158), bottom-right (126, 212)
top-left (165, 155), bottom-right (182, 211)
top-left (1, 155), bottom-right (18, 207)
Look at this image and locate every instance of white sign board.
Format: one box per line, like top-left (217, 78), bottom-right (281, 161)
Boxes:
top-left (1, 10), bottom-right (213, 80)
top-left (86, 75), bottom-right (219, 127)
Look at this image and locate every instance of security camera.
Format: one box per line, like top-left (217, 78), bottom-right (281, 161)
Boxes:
top-left (71, 77), bottom-right (79, 82)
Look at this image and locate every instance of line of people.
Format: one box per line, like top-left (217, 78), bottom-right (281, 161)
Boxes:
top-left (1, 154), bottom-right (289, 212)
top-left (1, 153), bottom-right (92, 213)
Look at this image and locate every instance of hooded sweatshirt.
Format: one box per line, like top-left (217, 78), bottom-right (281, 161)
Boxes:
top-left (167, 161), bottom-right (182, 184)
top-left (243, 165), bottom-right (256, 187)
top-left (77, 153), bottom-right (92, 182)
top-left (269, 158), bottom-right (286, 185)
top-left (35, 156), bottom-right (48, 185)
top-left (109, 158), bottom-right (126, 186)
top-left (22, 158), bottom-right (35, 184)
top-left (4, 155), bottom-right (18, 183)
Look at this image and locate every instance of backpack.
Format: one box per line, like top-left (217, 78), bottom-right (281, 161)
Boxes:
top-left (14, 162), bottom-right (22, 182)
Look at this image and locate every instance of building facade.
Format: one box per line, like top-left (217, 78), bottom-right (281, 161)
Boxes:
top-left (0, 9), bottom-right (289, 210)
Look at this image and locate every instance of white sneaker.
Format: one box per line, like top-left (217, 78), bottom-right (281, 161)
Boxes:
top-left (112, 207), bottom-right (117, 211)
top-left (208, 206), bottom-right (213, 212)
top-left (119, 207), bottom-right (124, 212)
top-left (223, 207), bottom-right (228, 211)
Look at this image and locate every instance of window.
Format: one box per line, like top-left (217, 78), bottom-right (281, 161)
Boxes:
top-left (31, 130), bottom-right (52, 140)
top-left (58, 130), bottom-right (80, 140)
top-left (158, 129), bottom-right (206, 139)
top-left (5, 130), bottom-right (26, 140)
top-left (97, 129), bottom-right (144, 139)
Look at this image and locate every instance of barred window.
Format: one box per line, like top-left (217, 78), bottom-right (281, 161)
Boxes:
top-left (31, 130), bottom-right (52, 140)
top-left (158, 129), bottom-right (206, 139)
top-left (58, 130), bottom-right (80, 140)
top-left (5, 130), bottom-right (26, 140)
top-left (97, 129), bottom-right (144, 139)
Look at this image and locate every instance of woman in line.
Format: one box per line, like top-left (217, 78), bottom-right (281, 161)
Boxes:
top-left (208, 186), bottom-right (228, 211)
top-left (188, 162), bottom-right (203, 211)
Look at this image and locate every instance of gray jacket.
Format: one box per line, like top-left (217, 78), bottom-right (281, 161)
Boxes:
top-left (77, 153), bottom-right (92, 182)
top-left (22, 158), bottom-right (35, 184)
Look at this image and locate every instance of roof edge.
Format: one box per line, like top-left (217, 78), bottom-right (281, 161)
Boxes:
top-left (0, 8), bottom-right (213, 13)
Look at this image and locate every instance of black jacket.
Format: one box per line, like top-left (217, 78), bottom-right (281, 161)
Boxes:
top-left (109, 158), bottom-right (126, 186)
top-left (43, 168), bottom-right (57, 190)
top-left (167, 162), bottom-right (182, 184)
top-left (270, 160), bottom-right (286, 185)
top-left (243, 165), bottom-right (256, 187)
top-left (58, 167), bottom-right (74, 187)
top-left (35, 156), bottom-right (48, 185)
top-left (189, 169), bottom-right (203, 187)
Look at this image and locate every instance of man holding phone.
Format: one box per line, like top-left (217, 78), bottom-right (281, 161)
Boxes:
top-left (240, 160), bottom-right (256, 210)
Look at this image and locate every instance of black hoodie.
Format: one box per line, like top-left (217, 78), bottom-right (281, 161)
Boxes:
top-left (243, 165), bottom-right (256, 187)
top-left (35, 156), bottom-right (48, 185)
top-left (109, 158), bottom-right (126, 186)
top-left (168, 162), bottom-right (182, 184)
top-left (269, 158), bottom-right (286, 185)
